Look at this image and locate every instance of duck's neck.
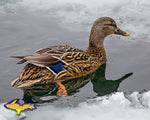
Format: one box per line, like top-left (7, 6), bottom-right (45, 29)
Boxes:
top-left (86, 33), bottom-right (105, 54)
top-left (88, 38), bottom-right (104, 48)
top-left (85, 31), bottom-right (106, 63)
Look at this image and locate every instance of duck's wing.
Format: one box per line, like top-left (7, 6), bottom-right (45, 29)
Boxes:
top-left (12, 50), bottom-right (91, 74)
top-left (11, 45), bottom-right (83, 67)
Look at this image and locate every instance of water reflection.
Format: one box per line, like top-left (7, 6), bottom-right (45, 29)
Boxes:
top-left (91, 64), bottom-right (132, 96)
top-left (23, 63), bottom-right (132, 103)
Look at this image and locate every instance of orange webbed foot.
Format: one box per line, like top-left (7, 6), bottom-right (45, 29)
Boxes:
top-left (56, 82), bottom-right (68, 96)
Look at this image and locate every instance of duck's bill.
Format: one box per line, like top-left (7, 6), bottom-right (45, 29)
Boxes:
top-left (115, 28), bottom-right (129, 36)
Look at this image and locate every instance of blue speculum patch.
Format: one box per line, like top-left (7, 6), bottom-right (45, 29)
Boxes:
top-left (49, 61), bottom-right (65, 73)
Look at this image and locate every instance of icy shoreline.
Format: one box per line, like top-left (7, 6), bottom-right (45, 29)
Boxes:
top-left (1, 91), bottom-right (150, 120)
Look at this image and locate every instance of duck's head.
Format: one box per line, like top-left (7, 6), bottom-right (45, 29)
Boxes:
top-left (89, 17), bottom-right (129, 48)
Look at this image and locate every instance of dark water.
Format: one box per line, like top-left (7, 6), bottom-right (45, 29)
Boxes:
top-left (0, 6), bottom-right (150, 106)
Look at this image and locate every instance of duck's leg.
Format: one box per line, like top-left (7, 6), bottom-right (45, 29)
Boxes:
top-left (56, 82), bottom-right (68, 96)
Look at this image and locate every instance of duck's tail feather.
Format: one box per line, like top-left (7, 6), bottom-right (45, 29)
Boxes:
top-left (11, 55), bottom-right (28, 64)
top-left (11, 55), bottom-right (28, 59)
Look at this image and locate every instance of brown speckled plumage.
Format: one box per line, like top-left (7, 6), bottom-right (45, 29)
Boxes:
top-left (11, 17), bottom-right (129, 88)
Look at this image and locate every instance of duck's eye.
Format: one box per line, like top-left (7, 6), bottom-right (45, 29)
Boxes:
top-left (105, 24), bottom-right (117, 28)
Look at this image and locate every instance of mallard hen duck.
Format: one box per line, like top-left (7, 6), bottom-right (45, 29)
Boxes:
top-left (11, 17), bottom-right (129, 96)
